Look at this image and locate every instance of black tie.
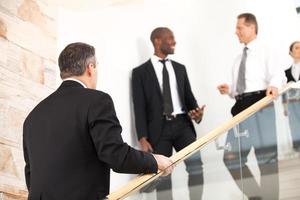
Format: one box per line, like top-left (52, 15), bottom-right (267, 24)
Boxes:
top-left (159, 59), bottom-right (173, 116)
top-left (236, 47), bottom-right (248, 94)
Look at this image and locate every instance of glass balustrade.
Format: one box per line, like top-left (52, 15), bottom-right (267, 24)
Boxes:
top-left (108, 82), bottom-right (300, 200)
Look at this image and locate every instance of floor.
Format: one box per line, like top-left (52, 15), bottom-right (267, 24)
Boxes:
top-left (279, 156), bottom-right (300, 200)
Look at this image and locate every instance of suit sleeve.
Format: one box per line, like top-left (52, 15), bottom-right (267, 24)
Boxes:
top-left (23, 122), bottom-right (31, 190)
top-left (183, 66), bottom-right (198, 110)
top-left (88, 93), bottom-right (157, 174)
top-left (131, 68), bottom-right (148, 140)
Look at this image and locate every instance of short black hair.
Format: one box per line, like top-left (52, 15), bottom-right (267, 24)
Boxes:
top-left (58, 42), bottom-right (95, 79)
top-left (150, 27), bottom-right (170, 45)
top-left (238, 13), bottom-right (258, 34)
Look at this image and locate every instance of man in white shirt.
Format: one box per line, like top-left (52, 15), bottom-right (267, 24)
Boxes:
top-left (217, 13), bottom-right (286, 200)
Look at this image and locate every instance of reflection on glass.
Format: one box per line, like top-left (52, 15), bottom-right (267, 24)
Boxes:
top-left (138, 152), bottom-right (203, 200)
top-left (120, 88), bottom-right (300, 200)
top-left (224, 103), bottom-right (279, 200)
top-left (132, 140), bottom-right (242, 200)
top-left (283, 88), bottom-right (300, 152)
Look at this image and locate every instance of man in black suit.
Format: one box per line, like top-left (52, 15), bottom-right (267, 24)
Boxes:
top-left (23, 42), bottom-right (174, 200)
top-left (132, 27), bottom-right (205, 200)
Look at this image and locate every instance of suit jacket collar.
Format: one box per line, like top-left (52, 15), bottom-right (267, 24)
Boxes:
top-left (63, 78), bottom-right (87, 88)
top-left (59, 80), bottom-right (85, 90)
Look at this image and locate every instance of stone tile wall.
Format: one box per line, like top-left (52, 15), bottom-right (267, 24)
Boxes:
top-left (0, 0), bottom-right (57, 198)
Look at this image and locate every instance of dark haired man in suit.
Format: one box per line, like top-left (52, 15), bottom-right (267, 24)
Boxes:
top-left (132, 27), bottom-right (205, 200)
top-left (23, 42), bottom-right (174, 200)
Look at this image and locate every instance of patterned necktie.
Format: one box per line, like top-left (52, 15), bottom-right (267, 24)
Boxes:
top-left (236, 47), bottom-right (248, 94)
top-left (159, 59), bottom-right (173, 116)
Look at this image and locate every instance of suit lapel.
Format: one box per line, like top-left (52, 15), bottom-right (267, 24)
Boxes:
top-left (290, 67), bottom-right (296, 82)
top-left (145, 60), bottom-right (163, 98)
top-left (287, 67), bottom-right (296, 82)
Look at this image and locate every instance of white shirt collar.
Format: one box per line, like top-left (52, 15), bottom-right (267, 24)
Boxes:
top-left (63, 78), bottom-right (87, 88)
top-left (293, 62), bottom-right (300, 68)
top-left (151, 55), bottom-right (170, 63)
top-left (244, 38), bottom-right (258, 51)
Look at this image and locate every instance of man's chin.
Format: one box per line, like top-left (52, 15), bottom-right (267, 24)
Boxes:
top-left (238, 38), bottom-right (245, 44)
top-left (162, 50), bottom-right (174, 55)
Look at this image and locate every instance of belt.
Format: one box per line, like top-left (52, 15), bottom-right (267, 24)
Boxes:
top-left (235, 90), bottom-right (266, 101)
top-left (164, 113), bottom-right (186, 121)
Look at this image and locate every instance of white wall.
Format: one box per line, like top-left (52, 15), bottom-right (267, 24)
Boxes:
top-left (57, 0), bottom-right (300, 199)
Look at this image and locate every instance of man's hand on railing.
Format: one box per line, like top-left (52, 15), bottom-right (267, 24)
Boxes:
top-left (266, 86), bottom-right (278, 98)
top-left (153, 154), bottom-right (174, 176)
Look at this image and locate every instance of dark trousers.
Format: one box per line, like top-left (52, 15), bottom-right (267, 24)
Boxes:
top-left (154, 114), bottom-right (203, 200)
top-left (224, 94), bottom-right (279, 200)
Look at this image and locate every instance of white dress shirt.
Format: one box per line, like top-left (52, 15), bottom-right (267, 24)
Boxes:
top-left (63, 78), bottom-right (87, 88)
top-left (229, 38), bottom-right (286, 97)
top-left (151, 55), bottom-right (184, 115)
top-left (292, 63), bottom-right (300, 81)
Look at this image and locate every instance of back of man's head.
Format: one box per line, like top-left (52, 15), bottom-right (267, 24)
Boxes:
top-left (58, 42), bottom-right (95, 79)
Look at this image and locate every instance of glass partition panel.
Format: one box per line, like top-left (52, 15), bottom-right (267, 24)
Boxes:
top-left (108, 83), bottom-right (300, 200)
top-left (239, 86), bottom-right (300, 200)
top-left (123, 132), bottom-right (243, 200)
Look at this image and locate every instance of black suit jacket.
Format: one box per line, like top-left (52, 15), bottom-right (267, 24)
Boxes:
top-left (132, 59), bottom-right (198, 145)
top-left (23, 80), bottom-right (157, 200)
top-left (285, 66), bottom-right (298, 82)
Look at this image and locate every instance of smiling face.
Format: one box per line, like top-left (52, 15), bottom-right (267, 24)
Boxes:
top-left (159, 29), bottom-right (176, 56)
top-left (153, 28), bottom-right (176, 58)
top-left (235, 17), bottom-right (256, 45)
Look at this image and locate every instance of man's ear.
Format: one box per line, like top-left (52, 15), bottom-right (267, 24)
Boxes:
top-left (154, 38), bottom-right (161, 46)
top-left (86, 63), bottom-right (94, 76)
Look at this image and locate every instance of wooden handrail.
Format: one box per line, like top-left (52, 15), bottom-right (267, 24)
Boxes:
top-left (107, 83), bottom-right (294, 200)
